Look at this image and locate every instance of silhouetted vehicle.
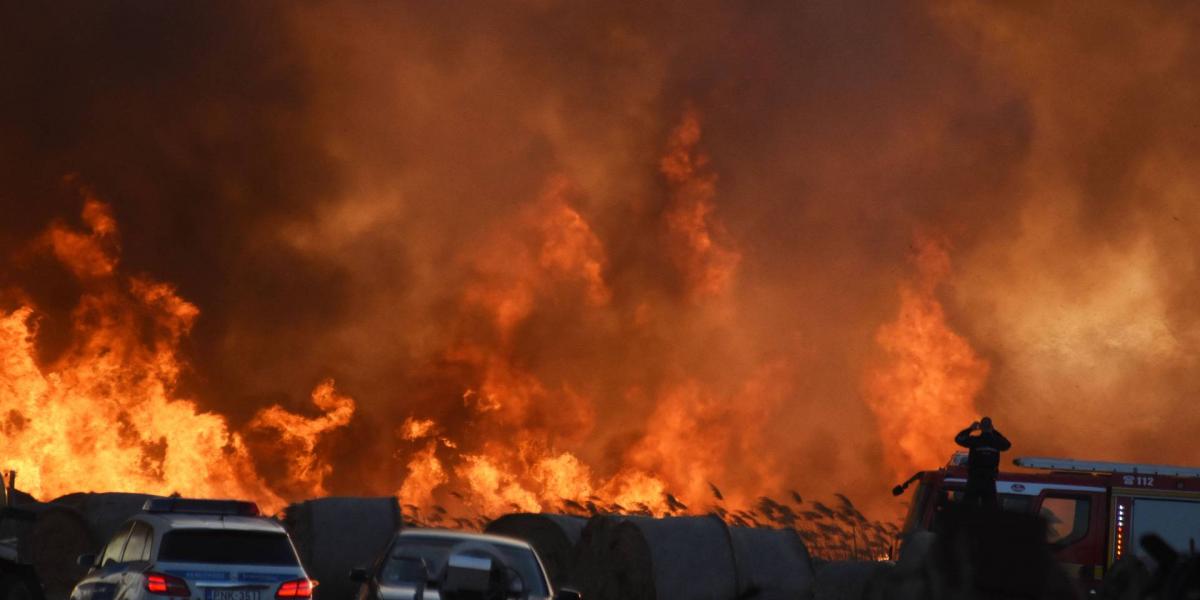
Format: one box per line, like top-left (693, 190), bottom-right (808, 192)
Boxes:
top-left (69, 499), bottom-right (313, 600)
top-left (894, 452), bottom-right (1200, 596)
top-left (349, 529), bottom-right (581, 600)
top-left (0, 473), bottom-right (44, 600)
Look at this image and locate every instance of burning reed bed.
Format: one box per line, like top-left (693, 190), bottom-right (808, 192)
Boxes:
top-left (402, 486), bottom-right (898, 563)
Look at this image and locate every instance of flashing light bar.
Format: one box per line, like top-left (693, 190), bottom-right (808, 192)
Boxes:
top-left (1114, 500), bottom-right (1131, 560)
top-left (142, 498), bottom-right (260, 516)
top-left (1014, 456), bottom-right (1200, 478)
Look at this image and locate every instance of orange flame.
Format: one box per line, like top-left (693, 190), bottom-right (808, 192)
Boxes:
top-left (248, 379), bottom-right (355, 499)
top-left (0, 196), bottom-right (352, 512)
top-left (2, 112), bottom-right (871, 527)
top-left (661, 108), bottom-right (741, 298)
top-left (385, 111), bottom-right (787, 521)
top-left (865, 235), bottom-right (990, 477)
top-left (398, 440), bottom-right (449, 509)
top-left (462, 177), bottom-right (610, 341)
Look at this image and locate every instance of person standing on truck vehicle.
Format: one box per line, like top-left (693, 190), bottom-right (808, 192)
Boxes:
top-left (954, 416), bottom-right (1011, 508)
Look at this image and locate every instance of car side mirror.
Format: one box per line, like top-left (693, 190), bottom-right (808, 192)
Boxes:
top-left (505, 570), bottom-right (525, 594)
top-left (76, 553), bottom-right (96, 567)
top-left (556, 589), bottom-right (582, 600)
top-left (348, 567), bottom-right (369, 583)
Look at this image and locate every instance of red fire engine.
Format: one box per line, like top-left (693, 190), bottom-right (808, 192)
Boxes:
top-left (895, 453), bottom-right (1200, 592)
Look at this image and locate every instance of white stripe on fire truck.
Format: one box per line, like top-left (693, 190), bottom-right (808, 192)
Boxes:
top-left (943, 478), bottom-right (1106, 495)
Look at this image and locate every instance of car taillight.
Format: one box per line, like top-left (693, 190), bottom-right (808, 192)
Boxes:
top-left (145, 572), bottom-right (191, 597)
top-left (276, 579), bottom-right (317, 599)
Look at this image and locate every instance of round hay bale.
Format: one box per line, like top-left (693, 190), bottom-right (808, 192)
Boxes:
top-left (283, 496), bottom-right (401, 600)
top-left (49, 492), bottom-right (163, 543)
top-left (484, 513), bottom-right (585, 590)
top-left (568, 514), bottom-right (628, 600)
top-left (5, 487), bottom-right (37, 507)
top-left (626, 515), bottom-right (739, 600)
top-left (25, 504), bottom-right (94, 600)
top-left (0, 497), bottom-right (39, 551)
top-left (574, 515), bottom-right (739, 600)
top-left (729, 526), bottom-right (815, 599)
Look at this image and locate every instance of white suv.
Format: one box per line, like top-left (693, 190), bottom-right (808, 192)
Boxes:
top-left (69, 499), bottom-right (314, 600)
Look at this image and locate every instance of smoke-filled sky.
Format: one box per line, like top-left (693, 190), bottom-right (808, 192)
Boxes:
top-left (1, 1), bottom-right (1198, 520)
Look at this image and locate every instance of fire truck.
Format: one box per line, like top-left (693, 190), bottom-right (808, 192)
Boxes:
top-left (894, 453), bottom-right (1200, 593)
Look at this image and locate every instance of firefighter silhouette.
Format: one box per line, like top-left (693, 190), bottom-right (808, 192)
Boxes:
top-left (954, 417), bottom-right (1011, 508)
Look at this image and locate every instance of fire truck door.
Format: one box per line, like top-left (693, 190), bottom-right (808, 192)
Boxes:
top-left (1035, 491), bottom-right (1107, 583)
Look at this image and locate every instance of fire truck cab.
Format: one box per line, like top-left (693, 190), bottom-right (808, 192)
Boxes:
top-left (897, 454), bottom-right (1200, 593)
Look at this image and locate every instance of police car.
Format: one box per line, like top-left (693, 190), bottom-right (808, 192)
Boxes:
top-left (70, 498), bottom-right (314, 600)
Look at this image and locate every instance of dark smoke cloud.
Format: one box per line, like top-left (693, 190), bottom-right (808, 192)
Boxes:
top-left (2, 0), bottom-right (1196, 517)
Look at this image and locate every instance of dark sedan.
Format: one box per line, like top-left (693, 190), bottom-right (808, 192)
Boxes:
top-left (351, 529), bottom-right (580, 600)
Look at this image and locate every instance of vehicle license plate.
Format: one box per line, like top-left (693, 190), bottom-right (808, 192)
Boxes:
top-left (205, 590), bottom-right (261, 600)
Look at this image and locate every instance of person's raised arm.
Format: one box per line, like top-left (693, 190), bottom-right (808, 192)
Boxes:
top-left (993, 429), bottom-right (1012, 451)
top-left (955, 424), bottom-right (977, 447)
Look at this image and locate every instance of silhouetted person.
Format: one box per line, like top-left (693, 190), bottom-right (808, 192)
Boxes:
top-left (955, 416), bottom-right (1011, 509)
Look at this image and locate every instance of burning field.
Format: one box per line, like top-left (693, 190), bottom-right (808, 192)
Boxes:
top-left (2, 0), bottom-right (1200, 546)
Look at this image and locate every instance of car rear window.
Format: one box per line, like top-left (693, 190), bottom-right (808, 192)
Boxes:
top-left (158, 530), bottom-right (299, 566)
top-left (385, 535), bottom-right (549, 595)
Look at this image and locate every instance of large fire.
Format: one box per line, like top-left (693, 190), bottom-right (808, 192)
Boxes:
top-left (865, 236), bottom-right (990, 479)
top-left (0, 114), bottom-right (801, 522)
top-left (4, 1), bottom-right (1198, 544)
top-left (0, 109), bottom-right (919, 548)
top-left (0, 194), bottom-right (369, 513)
top-left (0, 195), bottom-right (277, 508)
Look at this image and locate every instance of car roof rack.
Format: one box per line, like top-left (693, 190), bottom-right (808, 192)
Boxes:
top-left (1014, 456), bottom-right (1200, 478)
top-left (142, 498), bottom-right (261, 516)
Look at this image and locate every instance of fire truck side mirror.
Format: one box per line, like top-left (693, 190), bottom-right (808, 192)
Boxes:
top-left (893, 473), bottom-right (921, 497)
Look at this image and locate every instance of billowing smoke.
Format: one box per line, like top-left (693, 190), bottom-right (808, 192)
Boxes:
top-left (1, 1), bottom-right (1198, 520)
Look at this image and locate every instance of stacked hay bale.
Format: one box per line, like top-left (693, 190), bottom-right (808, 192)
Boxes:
top-left (50, 492), bottom-right (162, 543)
top-left (729, 525), bottom-right (815, 599)
top-left (284, 496), bottom-right (402, 600)
top-left (567, 514), bottom-right (628, 599)
top-left (570, 514), bottom-right (815, 600)
top-left (484, 513), bottom-right (585, 590)
top-left (602, 515), bottom-right (737, 600)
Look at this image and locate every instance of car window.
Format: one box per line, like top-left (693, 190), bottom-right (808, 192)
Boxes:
top-left (121, 521), bottom-right (152, 563)
top-left (101, 524), bottom-right (133, 567)
top-left (385, 536), bottom-right (548, 596)
top-left (141, 526), bottom-right (153, 561)
top-left (158, 530), bottom-right (299, 566)
top-left (1041, 496), bottom-right (1090, 546)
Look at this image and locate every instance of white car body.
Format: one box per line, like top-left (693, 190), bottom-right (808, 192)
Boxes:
top-left (70, 509), bottom-right (311, 600)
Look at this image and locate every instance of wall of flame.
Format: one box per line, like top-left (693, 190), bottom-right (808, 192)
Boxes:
top-left (2, 1), bottom-right (1200, 521)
